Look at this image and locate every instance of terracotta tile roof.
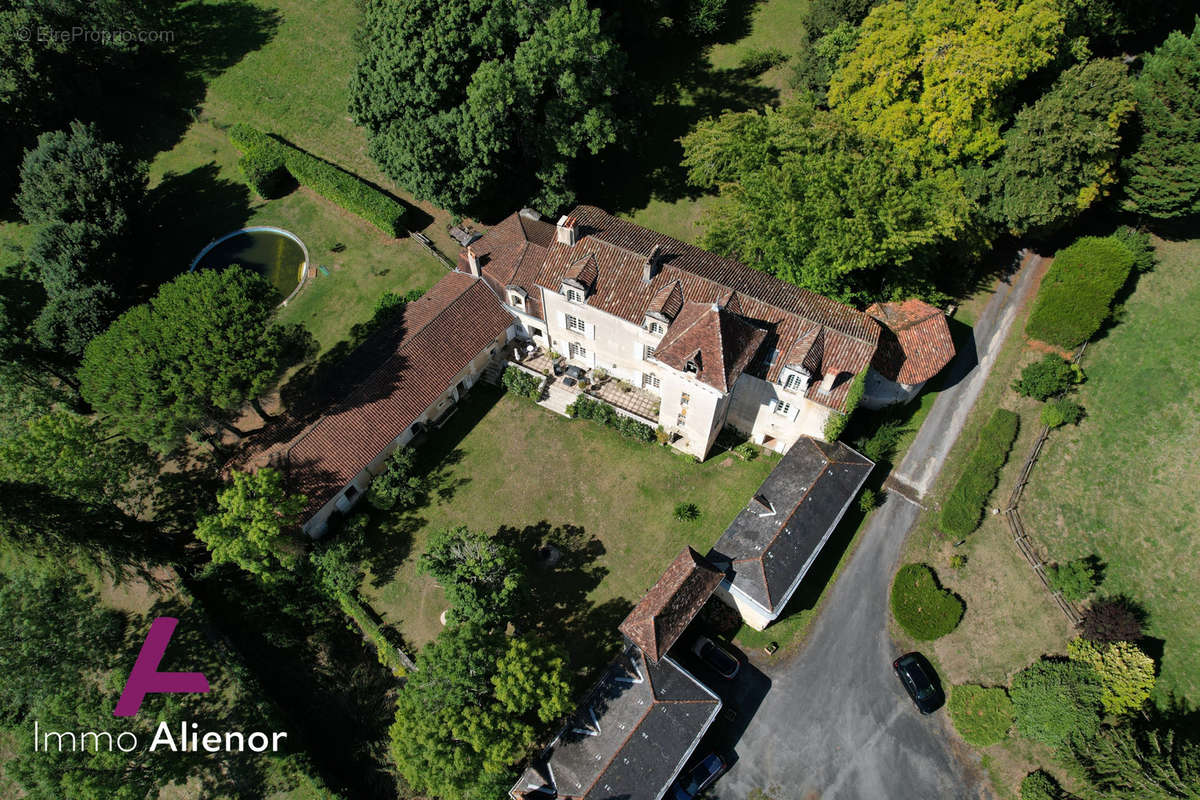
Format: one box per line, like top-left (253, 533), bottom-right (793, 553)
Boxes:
top-left (462, 212), bottom-right (552, 319)
top-left (652, 302), bottom-right (768, 393)
top-left (618, 547), bottom-right (725, 663)
top-left (563, 252), bottom-right (598, 291)
top-left (283, 273), bottom-right (512, 519)
top-left (865, 299), bottom-right (955, 384)
top-left (645, 279), bottom-right (684, 320)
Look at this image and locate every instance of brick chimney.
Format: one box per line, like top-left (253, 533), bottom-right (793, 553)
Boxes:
top-left (556, 214), bottom-right (578, 246)
top-left (466, 246), bottom-right (480, 277)
top-left (642, 244), bottom-right (663, 282)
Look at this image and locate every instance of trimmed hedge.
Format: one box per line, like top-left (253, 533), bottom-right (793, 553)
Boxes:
top-left (823, 367), bottom-right (868, 441)
top-left (227, 123), bottom-right (406, 236)
top-left (501, 365), bottom-right (544, 400)
top-left (939, 408), bottom-right (1020, 537)
top-left (1026, 235), bottom-right (1136, 348)
top-left (567, 395), bottom-right (655, 442)
top-left (337, 592), bottom-right (409, 677)
top-left (890, 563), bottom-right (965, 640)
top-left (237, 148), bottom-right (289, 199)
top-left (948, 685), bottom-right (1014, 746)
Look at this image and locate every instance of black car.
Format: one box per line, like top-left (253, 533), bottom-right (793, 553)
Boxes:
top-left (671, 753), bottom-right (726, 800)
top-left (893, 652), bottom-right (945, 714)
top-left (692, 635), bottom-right (740, 679)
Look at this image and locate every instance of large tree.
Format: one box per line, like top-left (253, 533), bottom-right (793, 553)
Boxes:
top-left (681, 100), bottom-right (968, 301)
top-left (989, 59), bottom-right (1135, 234)
top-left (195, 468), bottom-right (307, 583)
top-left (419, 525), bottom-right (525, 628)
top-left (349, 0), bottom-right (623, 215)
top-left (1069, 715), bottom-right (1200, 800)
top-left (79, 267), bottom-right (308, 451)
top-left (1122, 21), bottom-right (1200, 220)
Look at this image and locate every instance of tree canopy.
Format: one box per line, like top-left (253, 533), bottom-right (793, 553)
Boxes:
top-left (195, 468), bottom-right (307, 582)
top-left (418, 525), bottom-right (525, 628)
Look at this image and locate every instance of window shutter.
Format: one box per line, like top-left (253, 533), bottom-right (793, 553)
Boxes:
top-left (556, 311), bottom-right (566, 330)
top-left (767, 398), bottom-right (778, 411)
top-left (633, 370), bottom-right (642, 387)
top-left (586, 321), bottom-right (596, 340)
top-left (634, 341), bottom-right (644, 360)
top-left (789, 403), bottom-right (801, 421)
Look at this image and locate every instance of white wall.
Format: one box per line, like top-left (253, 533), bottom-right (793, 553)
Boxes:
top-left (860, 367), bottom-right (924, 410)
top-left (727, 374), bottom-right (832, 451)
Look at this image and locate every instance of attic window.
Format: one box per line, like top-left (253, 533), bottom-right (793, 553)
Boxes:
top-left (565, 287), bottom-right (584, 303)
top-left (647, 320), bottom-right (666, 336)
top-left (685, 352), bottom-right (702, 374)
top-left (508, 292), bottom-right (524, 307)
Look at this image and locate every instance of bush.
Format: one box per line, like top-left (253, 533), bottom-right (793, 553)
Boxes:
top-left (890, 563), bottom-right (965, 640)
top-left (1111, 227), bottom-right (1156, 273)
top-left (739, 47), bottom-right (789, 73)
top-left (1010, 659), bottom-right (1104, 747)
top-left (1067, 639), bottom-right (1155, 715)
top-left (823, 367), bottom-right (868, 441)
top-left (1026, 236), bottom-right (1136, 347)
top-left (1019, 770), bottom-right (1063, 800)
top-left (1080, 597), bottom-right (1144, 644)
top-left (856, 419), bottom-right (908, 463)
top-left (367, 447), bottom-right (423, 510)
top-left (733, 440), bottom-right (759, 460)
top-left (858, 487), bottom-right (880, 512)
top-left (673, 502), bottom-right (701, 522)
top-left (568, 396), bottom-right (654, 441)
top-left (1041, 399), bottom-right (1085, 429)
top-left (950, 553), bottom-right (967, 570)
top-left (1013, 355), bottom-right (1075, 400)
top-left (237, 148), bottom-right (289, 199)
top-left (501, 366), bottom-right (543, 400)
top-left (939, 409), bottom-right (1020, 537)
top-left (948, 685), bottom-right (1013, 746)
top-left (1047, 557), bottom-right (1102, 602)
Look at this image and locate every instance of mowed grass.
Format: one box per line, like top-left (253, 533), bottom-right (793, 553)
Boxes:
top-left (1021, 237), bottom-right (1200, 705)
top-left (358, 388), bottom-right (778, 652)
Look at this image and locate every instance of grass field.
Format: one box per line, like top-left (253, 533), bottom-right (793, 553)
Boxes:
top-left (357, 387), bottom-right (778, 661)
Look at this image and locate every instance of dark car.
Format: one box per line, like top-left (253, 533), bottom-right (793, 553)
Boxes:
top-left (691, 635), bottom-right (740, 679)
top-left (671, 753), bottom-right (726, 800)
top-left (893, 652), bottom-right (945, 714)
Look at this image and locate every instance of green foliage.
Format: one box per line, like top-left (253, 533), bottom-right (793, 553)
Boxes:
top-left (733, 440), bottom-right (759, 460)
top-left (890, 563), bottom-right (964, 640)
top-left (1010, 658), bottom-right (1104, 747)
top-left (335, 591), bottom-right (410, 677)
top-left (823, 368), bottom-right (869, 440)
top-left (1026, 235), bottom-right (1136, 348)
top-left (790, 23), bottom-right (859, 103)
top-left (989, 59), bottom-right (1135, 233)
top-left (349, 0), bottom-right (623, 215)
top-left (80, 267), bottom-right (308, 451)
top-left (858, 487), bottom-right (879, 513)
top-left (947, 685), bottom-right (1013, 747)
top-left (827, 0), bottom-right (1067, 167)
top-left (1067, 639), bottom-right (1155, 715)
top-left (1123, 21), bottom-right (1200, 220)
top-left (1042, 398), bottom-right (1085, 429)
top-left (492, 637), bottom-right (573, 724)
top-left (1111, 227), bottom-right (1157, 273)
top-left (683, 100), bottom-right (967, 302)
top-left (807, 0), bottom-right (883, 35)
top-left (1019, 770), bottom-right (1063, 800)
top-left (567, 395), bottom-right (655, 442)
top-left (856, 419), bottom-right (908, 463)
top-left (31, 281), bottom-right (117, 358)
top-left (739, 47), bottom-right (789, 74)
top-left (950, 553), bottom-right (967, 570)
top-left (367, 447), bottom-right (423, 510)
top-left (673, 502), bottom-right (701, 522)
top-left (310, 514), bottom-right (368, 598)
top-left (1068, 715), bottom-right (1200, 800)
top-left (501, 365), bottom-right (544, 400)
top-left (419, 526), bottom-right (524, 629)
top-left (1013, 354), bottom-right (1076, 401)
top-left (1047, 557), bottom-right (1102, 602)
top-left (939, 408), bottom-right (1019, 537)
top-left (195, 468), bottom-right (308, 583)
top-left (228, 124), bottom-right (406, 236)
top-left (685, 0), bottom-right (729, 36)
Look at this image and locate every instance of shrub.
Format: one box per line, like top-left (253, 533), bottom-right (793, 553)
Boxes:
top-left (823, 368), bottom-right (868, 441)
top-left (1067, 639), bottom-right (1155, 715)
top-left (1080, 597), bottom-right (1144, 644)
top-left (1026, 235), bottom-right (1136, 347)
top-left (237, 148), bottom-right (289, 199)
top-left (1013, 355), bottom-right (1075, 400)
top-left (1019, 770), bottom-right (1063, 800)
top-left (674, 502), bottom-right (701, 522)
top-left (740, 47), bottom-right (789, 73)
top-left (858, 487), bottom-right (879, 512)
top-left (569, 395), bottom-right (653, 441)
top-left (1047, 557), bottom-right (1102, 601)
top-left (1010, 659), bottom-right (1104, 747)
top-left (950, 554), bottom-right (967, 570)
top-left (655, 425), bottom-right (671, 445)
top-left (857, 419), bottom-right (908, 464)
top-left (501, 366), bottom-right (543, 400)
top-left (1041, 399), bottom-right (1085, 429)
top-left (367, 447), bottom-right (423, 510)
top-left (939, 409), bottom-right (1020, 537)
top-left (947, 685), bottom-right (1013, 746)
top-left (1111, 226), bottom-right (1156, 273)
top-left (890, 563), bottom-right (965, 640)
top-left (733, 441), bottom-right (759, 460)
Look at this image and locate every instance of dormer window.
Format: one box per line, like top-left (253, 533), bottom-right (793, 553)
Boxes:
top-left (685, 352), bottom-right (702, 374)
top-left (508, 292), bottom-right (523, 307)
top-left (565, 287), bottom-right (584, 303)
top-left (781, 367), bottom-right (811, 394)
top-left (647, 320), bottom-right (666, 336)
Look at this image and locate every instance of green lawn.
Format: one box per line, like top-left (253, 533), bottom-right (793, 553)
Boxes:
top-left (357, 387), bottom-right (779, 664)
top-left (1021, 237), bottom-right (1200, 705)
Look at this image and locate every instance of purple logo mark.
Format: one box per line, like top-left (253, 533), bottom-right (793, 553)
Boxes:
top-left (113, 617), bottom-right (210, 717)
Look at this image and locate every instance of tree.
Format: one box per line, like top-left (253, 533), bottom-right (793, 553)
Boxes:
top-left (1013, 355), bottom-right (1076, 400)
top-left (1069, 715), bottom-right (1200, 800)
top-left (1010, 658), bottom-right (1104, 747)
top-left (195, 469), bottom-right (307, 583)
top-left (1123, 22), bottom-right (1200, 220)
top-left (367, 447), bottom-right (423, 510)
top-left (1067, 639), bottom-right (1155, 716)
top-left (418, 526), bottom-right (524, 628)
top-left (827, 0), bottom-right (1067, 167)
top-left (80, 268), bottom-right (308, 451)
top-left (989, 59), bottom-right (1135, 233)
top-left (32, 281), bottom-right (118, 358)
top-left (1025, 235), bottom-right (1136, 348)
top-left (350, 0), bottom-right (624, 216)
top-left (1020, 770), bottom-right (1064, 800)
top-left (1041, 398), bottom-right (1085, 429)
top-left (1080, 596), bottom-right (1145, 644)
top-left (1047, 557), bottom-right (1102, 602)
top-left (492, 636), bottom-right (574, 724)
top-left (681, 100), bottom-right (967, 302)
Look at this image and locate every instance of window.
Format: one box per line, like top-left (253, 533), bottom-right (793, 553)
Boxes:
top-left (530, 326), bottom-right (543, 338)
top-left (773, 401), bottom-right (792, 417)
top-left (644, 344), bottom-right (656, 360)
top-left (680, 392), bottom-right (690, 407)
top-left (343, 486), bottom-right (358, 500)
top-left (783, 373), bottom-right (805, 392)
top-left (509, 293), bottom-right (523, 307)
top-left (642, 373), bottom-right (660, 389)
top-left (569, 341), bottom-right (588, 360)
top-left (565, 288), bottom-right (584, 303)
top-left (648, 320), bottom-right (665, 335)
top-left (565, 314), bottom-right (586, 333)
top-left (676, 413), bottom-right (686, 427)
top-left (764, 348), bottom-right (780, 370)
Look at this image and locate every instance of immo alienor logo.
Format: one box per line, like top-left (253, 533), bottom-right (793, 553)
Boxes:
top-left (113, 617), bottom-right (210, 717)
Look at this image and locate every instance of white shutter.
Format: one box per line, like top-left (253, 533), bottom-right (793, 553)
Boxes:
top-left (790, 402), bottom-right (801, 421)
top-left (634, 341), bottom-right (644, 360)
top-left (767, 398), bottom-right (778, 412)
top-left (588, 349), bottom-right (596, 367)
top-left (555, 311), bottom-right (566, 330)
top-left (586, 321), bottom-right (596, 340)
top-left (633, 370), bottom-right (643, 388)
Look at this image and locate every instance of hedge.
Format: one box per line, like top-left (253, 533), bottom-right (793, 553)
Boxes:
top-left (939, 408), bottom-right (1020, 537)
top-left (336, 592), bottom-right (410, 677)
top-left (823, 366), bottom-right (868, 441)
top-left (567, 395), bottom-right (655, 442)
top-left (227, 123), bottom-right (406, 237)
top-left (1026, 235), bottom-right (1136, 348)
top-left (890, 563), bottom-right (965, 640)
top-left (237, 148), bottom-right (289, 199)
top-left (501, 365), bottom-right (544, 400)
top-left (947, 685), bottom-right (1014, 746)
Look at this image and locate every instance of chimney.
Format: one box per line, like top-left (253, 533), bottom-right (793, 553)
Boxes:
top-left (642, 244), bottom-right (663, 282)
top-left (556, 214), bottom-right (578, 246)
top-left (466, 246), bottom-right (480, 277)
top-left (818, 371), bottom-right (838, 393)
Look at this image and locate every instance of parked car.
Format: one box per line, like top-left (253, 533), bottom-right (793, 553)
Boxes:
top-left (671, 753), bottom-right (726, 800)
top-left (893, 652), bottom-right (945, 714)
top-left (691, 635), bottom-right (740, 679)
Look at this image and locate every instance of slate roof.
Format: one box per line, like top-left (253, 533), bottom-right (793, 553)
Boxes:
top-left (280, 273), bottom-right (512, 519)
top-left (618, 548), bottom-right (725, 664)
top-left (511, 644), bottom-right (721, 800)
top-left (652, 302), bottom-right (768, 393)
top-left (708, 438), bottom-right (873, 617)
top-left (865, 299), bottom-right (955, 385)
